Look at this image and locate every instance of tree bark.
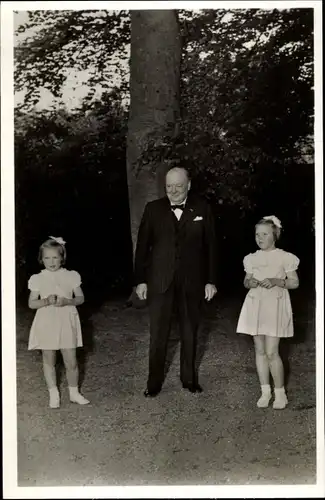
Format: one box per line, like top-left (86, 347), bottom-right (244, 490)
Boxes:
top-left (127, 10), bottom-right (181, 253)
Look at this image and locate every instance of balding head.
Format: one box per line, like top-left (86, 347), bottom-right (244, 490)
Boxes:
top-left (165, 167), bottom-right (191, 204)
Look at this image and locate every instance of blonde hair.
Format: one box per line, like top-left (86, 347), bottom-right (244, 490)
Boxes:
top-left (38, 239), bottom-right (66, 265)
top-left (255, 218), bottom-right (281, 241)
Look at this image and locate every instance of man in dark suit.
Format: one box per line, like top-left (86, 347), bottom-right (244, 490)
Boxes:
top-left (135, 167), bottom-right (217, 396)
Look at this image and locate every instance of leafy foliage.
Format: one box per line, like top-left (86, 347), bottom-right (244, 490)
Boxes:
top-left (15, 92), bottom-right (132, 297)
top-left (142, 8), bottom-right (314, 210)
top-left (14, 8), bottom-right (315, 293)
top-left (15, 10), bottom-right (130, 108)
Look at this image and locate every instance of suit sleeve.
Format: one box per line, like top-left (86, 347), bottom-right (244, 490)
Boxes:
top-left (204, 202), bottom-right (218, 286)
top-left (134, 203), bottom-right (152, 286)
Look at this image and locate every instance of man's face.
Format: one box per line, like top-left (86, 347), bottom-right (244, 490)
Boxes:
top-left (165, 169), bottom-right (191, 204)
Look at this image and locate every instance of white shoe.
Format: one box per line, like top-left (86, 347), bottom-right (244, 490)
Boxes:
top-left (257, 393), bottom-right (272, 408)
top-left (273, 394), bottom-right (288, 409)
top-left (70, 393), bottom-right (90, 405)
top-left (49, 391), bottom-right (60, 409)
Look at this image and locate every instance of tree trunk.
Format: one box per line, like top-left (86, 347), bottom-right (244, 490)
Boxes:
top-left (127, 10), bottom-right (181, 252)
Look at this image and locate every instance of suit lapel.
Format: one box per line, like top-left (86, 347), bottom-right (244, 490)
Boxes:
top-left (161, 197), bottom-right (178, 228)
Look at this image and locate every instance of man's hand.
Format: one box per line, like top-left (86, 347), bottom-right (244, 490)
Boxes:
top-left (205, 284), bottom-right (217, 301)
top-left (136, 283), bottom-right (148, 301)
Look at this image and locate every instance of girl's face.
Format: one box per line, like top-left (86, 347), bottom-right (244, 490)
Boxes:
top-left (255, 224), bottom-right (276, 251)
top-left (42, 247), bottom-right (62, 272)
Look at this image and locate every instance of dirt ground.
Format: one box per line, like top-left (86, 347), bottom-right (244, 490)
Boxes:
top-left (16, 291), bottom-right (316, 487)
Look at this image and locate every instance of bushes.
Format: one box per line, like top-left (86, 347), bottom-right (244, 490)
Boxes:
top-left (15, 102), bottom-right (315, 302)
top-left (15, 95), bottom-right (133, 302)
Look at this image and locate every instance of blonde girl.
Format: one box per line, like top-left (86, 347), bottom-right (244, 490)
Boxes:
top-left (237, 216), bottom-right (299, 409)
top-left (28, 236), bottom-right (90, 408)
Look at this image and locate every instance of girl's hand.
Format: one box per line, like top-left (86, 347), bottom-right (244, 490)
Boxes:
top-left (55, 296), bottom-right (69, 307)
top-left (244, 274), bottom-right (260, 289)
top-left (249, 278), bottom-right (260, 288)
top-left (47, 294), bottom-right (57, 305)
top-left (260, 278), bottom-right (278, 289)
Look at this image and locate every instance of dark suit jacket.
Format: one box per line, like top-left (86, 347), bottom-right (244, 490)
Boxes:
top-left (134, 194), bottom-right (217, 295)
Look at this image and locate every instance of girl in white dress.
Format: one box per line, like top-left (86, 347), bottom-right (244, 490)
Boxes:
top-left (236, 216), bottom-right (299, 409)
top-left (28, 236), bottom-right (90, 408)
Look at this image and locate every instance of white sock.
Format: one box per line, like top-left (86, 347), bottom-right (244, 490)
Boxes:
top-left (273, 387), bottom-right (288, 409)
top-left (48, 387), bottom-right (60, 408)
top-left (69, 386), bottom-right (90, 405)
top-left (68, 386), bottom-right (79, 398)
top-left (257, 384), bottom-right (271, 408)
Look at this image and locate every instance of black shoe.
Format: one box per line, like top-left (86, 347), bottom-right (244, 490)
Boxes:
top-left (182, 383), bottom-right (203, 393)
top-left (144, 388), bottom-right (161, 397)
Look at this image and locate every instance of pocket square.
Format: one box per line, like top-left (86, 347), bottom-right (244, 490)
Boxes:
top-left (193, 216), bottom-right (203, 221)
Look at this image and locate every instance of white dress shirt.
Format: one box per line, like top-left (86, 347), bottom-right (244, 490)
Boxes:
top-left (171, 198), bottom-right (187, 221)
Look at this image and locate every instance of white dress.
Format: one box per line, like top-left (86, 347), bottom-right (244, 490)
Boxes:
top-left (28, 268), bottom-right (83, 350)
top-left (236, 249), bottom-right (299, 337)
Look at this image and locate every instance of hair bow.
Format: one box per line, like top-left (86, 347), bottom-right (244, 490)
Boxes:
top-left (49, 236), bottom-right (66, 245)
top-left (263, 216), bottom-right (282, 228)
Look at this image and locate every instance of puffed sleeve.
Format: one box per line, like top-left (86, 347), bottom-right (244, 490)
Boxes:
top-left (28, 274), bottom-right (40, 292)
top-left (243, 254), bottom-right (253, 274)
top-left (284, 252), bottom-right (300, 272)
top-left (69, 270), bottom-right (82, 289)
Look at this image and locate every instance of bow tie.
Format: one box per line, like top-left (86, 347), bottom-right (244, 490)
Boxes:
top-left (171, 204), bottom-right (185, 211)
